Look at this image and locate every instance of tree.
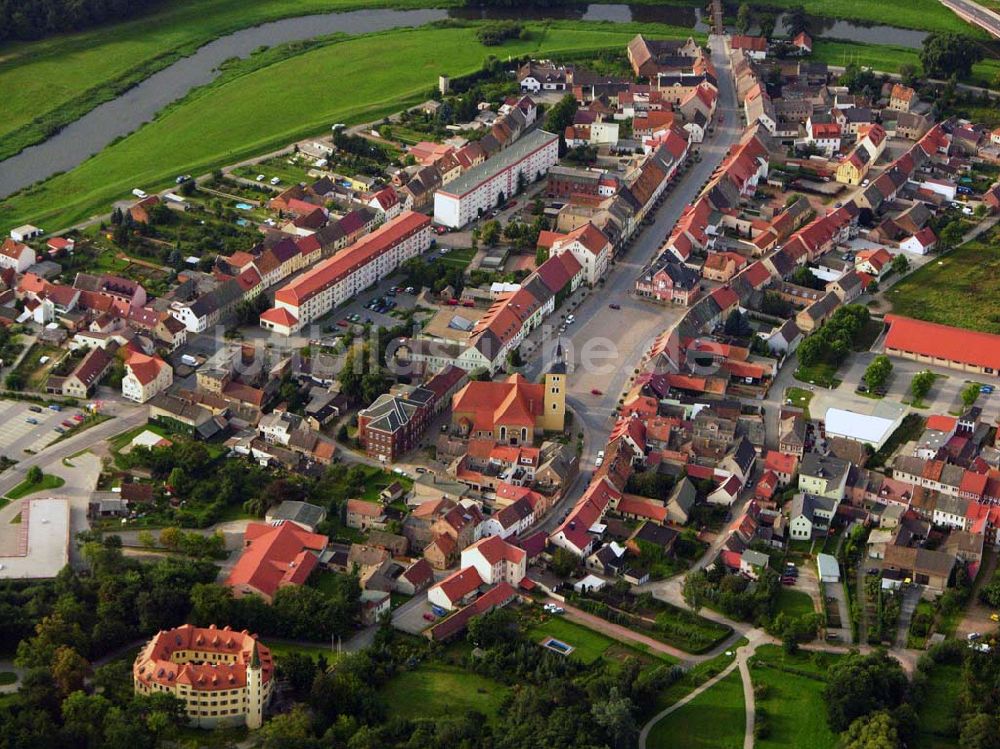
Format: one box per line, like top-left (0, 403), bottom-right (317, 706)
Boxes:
top-left (158, 527), bottom-right (182, 551)
top-left (277, 651), bottom-right (319, 700)
top-left (824, 651), bottom-right (908, 732)
top-left (891, 253), bottom-right (909, 275)
top-left (26, 465), bottom-right (43, 484)
top-left (591, 687), bottom-right (637, 749)
top-left (138, 530), bottom-right (155, 549)
top-left (736, 3), bottom-right (752, 34)
top-left (480, 220), bottom-right (501, 247)
top-left (960, 382), bottom-right (981, 409)
top-left (783, 5), bottom-right (809, 36)
top-left (899, 63), bottom-right (919, 87)
top-left (920, 33), bottom-right (983, 79)
top-left (535, 245), bottom-right (549, 267)
top-left (758, 13), bottom-right (776, 41)
top-left (551, 547), bottom-right (581, 577)
top-left (842, 710), bottom-right (902, 749)
top-left (796, 335), bottom-right (825, 367)
top-left (864, 355), bottom-right (892, 391)
top-left (910, 370), bottom-right (935, 402)
top-left (724, 309), bottom-right (752, 337)
top-left (467, 607), bottom-right (516, 648)
top-left (960, 712), bottom-right (1000, 749)
top-left (50, 646), bottom-right (91, 698)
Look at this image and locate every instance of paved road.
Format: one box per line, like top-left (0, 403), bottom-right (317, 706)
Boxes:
top-left (940, 0), bottom-right (1000, 38)
top-left (522, 32), bottom-right (741, 519)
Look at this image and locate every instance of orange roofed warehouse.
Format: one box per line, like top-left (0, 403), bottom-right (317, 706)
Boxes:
top-left (133, 624), bottom-right (273, 730)
top-left (260, 211), bottom-right (432, 334)
top-left (883, 315), bottom-right (1000, 378)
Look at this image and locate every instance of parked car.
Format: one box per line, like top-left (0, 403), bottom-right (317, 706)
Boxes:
top-left (608, 303), bottom-right (621, 310)
top-left (270, 176), bottom-right (280, 185)
top-left (256, 174), bottom-right (265, 181)
top-left (590, 388), bottom-right (602, 396)
top-left (54, 426), bottom-right (65, 434)
top-left (26, 418), bottom-right (38, 425)
top-left (28, 405), bottom-right (42, 413)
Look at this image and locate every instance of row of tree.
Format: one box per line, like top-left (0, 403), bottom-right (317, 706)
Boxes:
top-left (0, 0), bottom-right (163, 41)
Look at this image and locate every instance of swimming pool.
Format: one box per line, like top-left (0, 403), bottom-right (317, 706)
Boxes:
top-left (235, 202), bottom-right (252, 210)
top-left (541, 637), bottom-right (574, 656)
top-left (235, 218), bottom-right (250, 226)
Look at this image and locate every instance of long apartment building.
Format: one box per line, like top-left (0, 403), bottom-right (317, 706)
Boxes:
top-left (434, 129), bottom-right (559, 228)
top-left (260, 211), bottom-right (432, 334)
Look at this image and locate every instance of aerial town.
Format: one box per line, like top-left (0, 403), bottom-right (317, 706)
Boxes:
top-left (2, 0), bottom-right (1000, 747)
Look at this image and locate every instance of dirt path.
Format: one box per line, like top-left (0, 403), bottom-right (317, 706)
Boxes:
top-left (553, 599), bottom-right (696, 663)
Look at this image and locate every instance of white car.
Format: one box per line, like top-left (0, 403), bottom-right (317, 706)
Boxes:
top-left (566, 315), bottom-right (575, 324)
top-left (256, 174), bottom-right (265, 181)
top-left (131, 188), bottom-right (147, 198)
top-left (270, 176), bottom-right (281, 185)
top-left (595, 450), bottom-right (605, 467)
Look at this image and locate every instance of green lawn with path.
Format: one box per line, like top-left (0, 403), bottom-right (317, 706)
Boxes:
top-left (750, 645), bottom-right (842, 749)
top-left (888, 231), bottom-right (1000, 335)
top-left (5, 473), bottom-right (65, 500)
top-left (380, 662), bottom-right (509, 722)
top-left (528, 615), bottom-right (618, 664)
top-left (0, 22), bottom-right (694, 234)
top-left (646, 668), bottom-right (745, 749)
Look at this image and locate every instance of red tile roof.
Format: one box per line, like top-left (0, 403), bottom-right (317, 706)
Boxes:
top-left (885, 315), bottom-right (1000, 372)
top-left (226, 522), bottom-right (326, 599)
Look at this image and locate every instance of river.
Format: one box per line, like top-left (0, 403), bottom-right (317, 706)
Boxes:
top-left (0, 3), bottom-right (929, 199)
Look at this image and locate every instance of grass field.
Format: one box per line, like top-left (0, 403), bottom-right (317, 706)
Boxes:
top-left (380, 662), bottom-right (509, 721)
top-left (812, 39), bottom-right (1000, 88)
top-left (5, 473), bottom-right (66, 500)
top-left (646, 669), bottom-right (746, 749)
top-left (528, 616), bottom-right (616, 664)
top-left (775, 588), bottom-right (816, 619)
top-left (761, 0), bottom-right (988, 35)
top-left (751, 646), bottom-right (842, 749)
top-left (888, 232), bottom-right (1000, 334)
top-left (0, 0), bottom-right (454, 161)
top-left (915, 661), bottom-right (962, 748)
top-left (0, 23), bottom-right (682, 234)
top-left (784, 386), bottom-right (813, 419)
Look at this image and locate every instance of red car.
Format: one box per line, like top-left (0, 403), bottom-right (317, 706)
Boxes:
top-left (447, 299), bottom-right (459, 306)
top-left (72, 414), bottom-right (85, 422)
top-left (337, 320), bottom-right (349, 328)
top-left (591, 389), bottom-right (602, 396)
top-left (422, 612), bottom-right (436, 621)
top-left (61, 420), bottom-right (74, 429)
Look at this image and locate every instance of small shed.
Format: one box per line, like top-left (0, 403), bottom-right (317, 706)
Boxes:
top-left (572, 574), bottom-right (607, 594)
top-left (817, 552), bottom-right (841, 583)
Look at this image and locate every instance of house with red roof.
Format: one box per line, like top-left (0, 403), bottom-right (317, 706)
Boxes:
top-left (792, 32), bottom-right (812, 54)
top-left (731, 34), bottom-right (768, 60)
top-left (226, 522), bottom-right (328, 603)
top-left (460, 535), bottom-right (527, 586)
top-left (855, 248), bottom-right (894, 278)
top-left (900, 227), bottom-right (937, 255)
top-left (549, 222), bottom-right (612, 285)
top-left (805, 118), bottom-right (842, 156)
top-left (427, 566), bottom-right (483, 611)
top-left (0, 238), bottom-right (35, 273)
top-left (884, 315), bottom-right (1000, 379)
top-left (121, 350), bottom-right (172, 403)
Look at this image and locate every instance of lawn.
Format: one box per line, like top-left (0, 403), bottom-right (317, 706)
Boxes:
top-left (380, 662), bottom-right (509, 722)
top-left (0, 672), bottom-right (16, 686)
top-left (0, 0), bottom-right (452, 162)
top-left (759, 0), bottom-right (988, 35)
top-left (784, 386), bottom-right (813, 419)
top-left (646, 669), bottom-right (745, 749)
top-left (811, 39), bottom-right (1000, 88)
top-left (888, 232), bottom-right (1000, 335)
top-left (794, 361), bottom-right (842, 389)
top-left (0, 22), bottom-right (694, 234)
top-left (775, 588), bottom-right (816, 619)
top-left (915, 661), bottom-right (961, 748)
top-left (5, 472), bottom-right (66, 500)
top-left (527, 615), bottom-right (616, 664)
top-left (751, 646), bottom-right (842, 749)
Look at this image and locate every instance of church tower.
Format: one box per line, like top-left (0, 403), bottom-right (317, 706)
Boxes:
top-left (245, 642), bottom-right (264, 730)
top-left (541, 342), bottom-right (567, 432)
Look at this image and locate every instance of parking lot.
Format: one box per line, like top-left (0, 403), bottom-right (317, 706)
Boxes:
top-left (0, 400), bottom-right (88, 456)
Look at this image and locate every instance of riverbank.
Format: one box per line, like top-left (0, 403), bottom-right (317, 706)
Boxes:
top-left (0, 21), bottom-right (687, 233)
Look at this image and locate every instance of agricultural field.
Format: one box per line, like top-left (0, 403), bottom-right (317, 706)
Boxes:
top-left (888, 229), bottom-right (1000, 334)
top-left (645, 669), bottom-right (746, 749)
top-left (0, 22), bottom-right (689, 234)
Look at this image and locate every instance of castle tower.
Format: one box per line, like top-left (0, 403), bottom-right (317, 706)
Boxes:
top-left (541, 342), bottom-right (567, 432)
top-left (245, 642), bottom-right (264, 730)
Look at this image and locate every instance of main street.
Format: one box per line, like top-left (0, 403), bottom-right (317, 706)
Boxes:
top-left (526, 33), bottom-right (741, 529)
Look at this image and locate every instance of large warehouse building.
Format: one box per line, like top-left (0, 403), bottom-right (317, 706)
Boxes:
top-left (434, 130), bottom-right (559, 228)
top-left (883, 314), bottom-right (1000, 378)
top-left (261, 211), bottom-right (431, 334)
